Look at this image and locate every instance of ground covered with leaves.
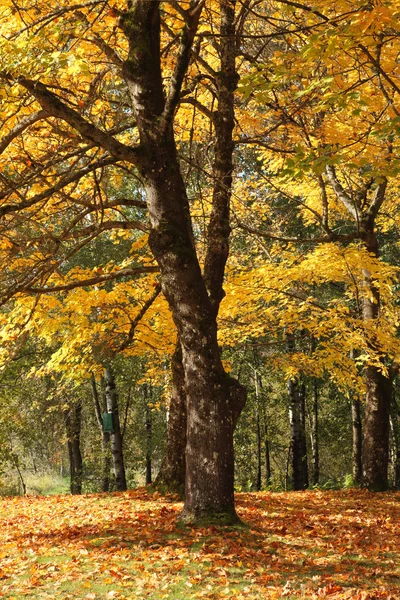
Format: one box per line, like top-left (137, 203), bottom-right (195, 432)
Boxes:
top-left (0, 489), bottom-right (399, 599)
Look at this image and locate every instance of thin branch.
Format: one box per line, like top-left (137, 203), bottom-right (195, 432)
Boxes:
top-left (21, 266), bottom-right (159, 294)
top-left (116, 284), bottom-right (161, 354)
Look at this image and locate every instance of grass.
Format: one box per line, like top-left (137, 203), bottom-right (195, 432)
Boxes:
top-left (0, 488), bottom-right (399, 599)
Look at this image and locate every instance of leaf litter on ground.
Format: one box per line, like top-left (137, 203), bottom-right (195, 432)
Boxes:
top-left (0, 488), bottom-right (399, 599)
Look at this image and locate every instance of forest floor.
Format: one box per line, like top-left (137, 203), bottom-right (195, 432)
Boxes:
top-left (0, 488), bottom-right (399, 599)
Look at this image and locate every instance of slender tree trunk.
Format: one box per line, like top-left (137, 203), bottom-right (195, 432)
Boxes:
top-left (361, 229), bottom-right (390, 491)
top-left (91, 373), bottom-right (111, 492)
top-left (287, 334), bottom-right (308, 490)
top-left (288, 378), bottom-right (308, 490)
top-left (259, 379), bottom-right (272, 487)
top-left (143, 383), bottom-right (152, 485)
top-left (310, 379), bottom-right (319, 486)
top-left (263, 412), bottom-right (272, 488)
top-left (299, 383), bottom-right (309, 488)
top-left (155, 341), bottom-right (186, 493)
top-left (104, 366), bottom-right (127, 492)
top-left (254, 369), bottom-right (262, 491)
top-left (64, 399), bottom-right (83, 495)
top-left (325, 170), bottom-right (390, 491)
top-left (389, 394), bottom-right (400, 489)
top-left (352, 396), bottom-right (363, 486)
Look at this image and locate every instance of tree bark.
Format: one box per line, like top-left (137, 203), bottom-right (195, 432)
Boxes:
top-left (310, 379), bottom-right (319, 486)
top-left (104, 365), bottom-right (127, 492)
top-left (91, 373), bottom-right (111, 492)
top-left (144, 383), bottom-right (152, 485)
top-left (155, 0), bottom-right (244, 504)
top-left (254, 368), bottom-right (262, 491)
top-left (352, 395), bottom-right (363, 486)
top-left (389, 394), bottom-right (400, 489)
top-left (299, 382), bottom-right (309, 488)
top-left (155, 341), bottom-right (186, 493)
top-left (361, 230), bottom-right (390, 491)
top-left (64, 399), bottom-right (83, 495)
top-left (287, 334), bottom-right (308, 490)
top-left (118, 1), bottom-right (245, 521)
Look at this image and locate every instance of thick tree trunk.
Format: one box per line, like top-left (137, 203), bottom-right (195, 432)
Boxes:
top-left (120, 0), bottom-right (245, 521)
top-left (104, 366), bottom-right (127, 492)
top-left (156, 0), bottom-right (242, 503)
top-left (155, 341), bottom-right (186, 493)
top-left (310, 380), bottom-right (319, 486)
top-left (352, 396), bottom-right (363, 486)
top-left (91, 374), bottom-right (111, 492)
top-left (64, 399), bottom-right (83, 495)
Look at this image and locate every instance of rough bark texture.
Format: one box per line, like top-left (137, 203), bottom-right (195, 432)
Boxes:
top-left (119, 0), bottom-right (245, 521)
top-left (155, 341), bottom-right (186, 493)
top-left (64, 399), bottom-right (83, 495)
top-left (104, 366), bottom-right (127, 492)
top-left (351, 396), bottom-right (363, 486)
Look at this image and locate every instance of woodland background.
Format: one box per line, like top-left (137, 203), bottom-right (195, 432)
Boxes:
top-left (0, 0), bottom-right (399, 507)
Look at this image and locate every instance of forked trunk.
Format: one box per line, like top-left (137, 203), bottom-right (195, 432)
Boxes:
top-left (120, 0), bottom-right (245, 521)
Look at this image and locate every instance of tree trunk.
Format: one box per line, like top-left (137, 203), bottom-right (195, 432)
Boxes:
top-left (361, 229), bottom-right (390, 491)
top-left (155, 341), bottom-right (186, 493)
top-left (389, 393), bottom-right (400, 489)
top-left (299, 382), bottom-right (309, 488)
top-left (64, 399), bottom-right (83, 495)
top-left (287, 334), bottom-right (308, 490)
top-left (263, 411), bottom-right (272, 488)
top-left (144, 383), bottom-right (152, 485)
top-left (104, 366), bottom-right (127, 492)
top-left (119, 0), bottom-right (245, 522)
top-left (91, 373), bottom-right (111, 492)
top-left (254, 369), bottom-right (262, 491)
top-left (325, 170), bottom-right (390, 491)
top-left (155, 0), bottom-right (243, 506)
top-left (310, 380), bottom-right (319, 486)
top-left (288, 377), bottom-right (308, 490)
top-left (352, 396), bottom-right (363, 486)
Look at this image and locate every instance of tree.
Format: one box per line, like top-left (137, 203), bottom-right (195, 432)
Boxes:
top-left (0, 0), bottom-right (246, 521)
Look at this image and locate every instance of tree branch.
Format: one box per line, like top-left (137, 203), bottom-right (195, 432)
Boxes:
top-left (17, 77), bottom-right (143, 167)
top-left (21, 266), bottom-right (159, 294)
